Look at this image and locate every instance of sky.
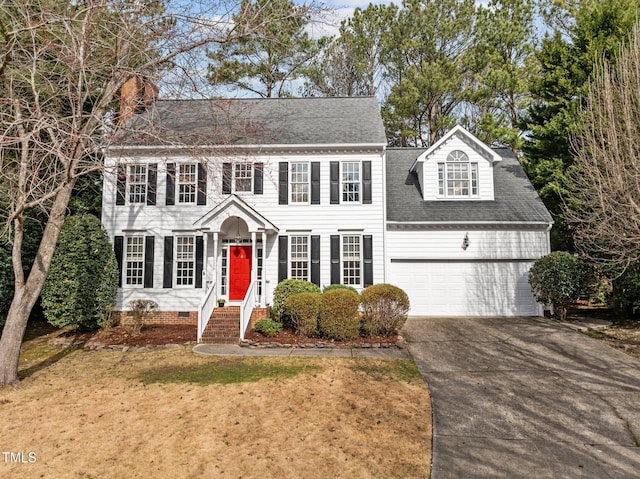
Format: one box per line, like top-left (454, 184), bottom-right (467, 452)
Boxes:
top-left (306, 0), bottom-right (394, 37)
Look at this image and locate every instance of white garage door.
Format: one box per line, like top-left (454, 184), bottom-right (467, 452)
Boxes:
top-left (388, 260), bottom-right (539, 316)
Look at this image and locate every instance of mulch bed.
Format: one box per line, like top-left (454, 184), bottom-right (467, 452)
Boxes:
top-left (57, 324), bottom-right (197, 347)
top-left (244, 327), bottom-right (400, 347)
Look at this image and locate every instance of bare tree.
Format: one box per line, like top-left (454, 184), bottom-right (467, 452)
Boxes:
top-left (567, 22), bottom-right (640, 275)
top-left (0, 0), bottom-right (306, 387)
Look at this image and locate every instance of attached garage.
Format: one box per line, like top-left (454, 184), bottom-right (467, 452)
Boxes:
top-left (388, 259), bottom-right (540, 316)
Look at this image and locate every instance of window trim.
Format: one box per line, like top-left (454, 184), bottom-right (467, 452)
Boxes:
top-left (124, 236), bottom-right (145, 287)
top-left (175, 235), bottom-right (196, 287)
top-left (437, 150), bottom-right (479, 199)
top-left (341, 234), bottom-right (362, 286)
top-left (234, 162), bottom-right (253, 193)
top-left (341, 161), bottom-right (361, 204)
top-left (127, 164), bottom-right (148, 204)
top-left (289, 235), bottom-right (310, 281)
top-left (289, 162), bottom-right (310, 204)
top-left (177, 163), bottom-right (197, 204)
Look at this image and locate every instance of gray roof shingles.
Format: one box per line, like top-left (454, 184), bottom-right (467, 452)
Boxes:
top-left (114, 96), bottom-right (387, 147)
top-left (386, 147), bottom-right (553, 224)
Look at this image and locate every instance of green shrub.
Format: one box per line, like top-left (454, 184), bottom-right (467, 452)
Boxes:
top-left (125, 299), bottom-right (158, 337)
top-left (254, 319), bottom-right (283, 338)
top-left (361, 284), bottom-right (410, 336)
top-left (322, 284), bottom-right (360, 298)
top-left (318, 289), bottom-right (360, 340)
top-left (272, 279), bottom-right (321, 323)
top-left (612, 264), bottom-right (640, 318)
top-left (41, 215), bottom-right (118, 331)
top-left (285, 292), bottom-right (321, 336)
top-left (528, 252), bottom-right (585, 321)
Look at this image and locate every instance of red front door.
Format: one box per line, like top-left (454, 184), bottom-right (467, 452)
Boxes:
top-left (229, 246), bottom-right (252, 300)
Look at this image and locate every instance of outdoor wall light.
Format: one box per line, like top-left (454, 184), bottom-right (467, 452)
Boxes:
top-left (462, 233), bottom-right (470, 250)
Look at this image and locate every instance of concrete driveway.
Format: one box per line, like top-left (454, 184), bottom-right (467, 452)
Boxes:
top-left (403, 316), bottom-right (640, 478)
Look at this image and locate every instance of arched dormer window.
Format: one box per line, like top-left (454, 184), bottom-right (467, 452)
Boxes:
top-left (438, 150), bottom-right (478, 197)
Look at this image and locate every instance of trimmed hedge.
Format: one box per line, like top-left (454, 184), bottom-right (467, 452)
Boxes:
top-left (528, 252), bottom-right (585, 321)
top-left (41, 215), bottom-right (118, 331)
top-left (285, 292), bottom-right (321, 336)
top-left (322, 284), bottom-right (360, 298)
top-left (361, 284), bottom-right (410, 336)
top-left (318, 289), bottom-right (360, 340)
top-left (272, 279), bottom-right (321, 323)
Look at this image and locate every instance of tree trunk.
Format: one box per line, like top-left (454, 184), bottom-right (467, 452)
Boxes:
top-left (0, 181), bottom-right (75, 387)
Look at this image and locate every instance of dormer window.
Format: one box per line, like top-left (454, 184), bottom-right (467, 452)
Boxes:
top-left (438, 150), bottom-right (478, 198)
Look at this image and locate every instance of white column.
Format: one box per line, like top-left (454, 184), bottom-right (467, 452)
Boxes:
top-left (251, 231), bottom-right (257, 304)
top-left (213, 232), bottom-right (219, 297)
top-left (261, 231), bottom-right (266, 306)
top-left (202, 232), bottom-right (209, 287)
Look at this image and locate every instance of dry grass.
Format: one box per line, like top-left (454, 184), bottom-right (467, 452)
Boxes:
top-left (1, 334), bottom-right (431, 478)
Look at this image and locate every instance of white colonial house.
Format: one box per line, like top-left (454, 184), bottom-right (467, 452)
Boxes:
top-left (101, 95), bottom-right (552, 342)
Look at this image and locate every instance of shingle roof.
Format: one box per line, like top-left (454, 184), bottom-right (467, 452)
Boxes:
top-left (113, 97), bottom-right (387, 147)
top-left (386, 147), bottom-right (553, 224)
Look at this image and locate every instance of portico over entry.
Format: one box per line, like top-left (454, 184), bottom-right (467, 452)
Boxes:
top-left (193, 195), bottom-right (278, 304)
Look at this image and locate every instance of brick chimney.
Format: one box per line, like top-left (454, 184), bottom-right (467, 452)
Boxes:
top-left (118, 76), bottom-right (159, 125)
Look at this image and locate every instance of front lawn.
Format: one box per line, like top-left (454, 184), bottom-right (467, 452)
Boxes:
top-left (0, 326), bottom-right (432, 479)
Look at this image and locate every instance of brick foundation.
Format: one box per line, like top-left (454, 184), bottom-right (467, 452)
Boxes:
top-left (249, 307), bottom-right (271, 330)
top-left (111, 310), bottom-right (198, 326)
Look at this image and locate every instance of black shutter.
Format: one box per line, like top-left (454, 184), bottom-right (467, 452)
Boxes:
top-left (222, 162), bottom-right (232, 194)
top-left (254, 163), bottom-right (264, 194)
top-left (144, 236), bottom-right (155, 288)
top-left (197, 163), bottom-right (207, 205)
top-left (278, 235), bottom-right (288, 282)
top-left (363, 235), bottom-right (373, 287)
top-left (362, 161), bottom-right (372, 205)
top-left (166, 163), bottom-right (175, 205)
top-left (330, 235), bottom-right (340, 284)
top-left (114, 236), bottom-right (124, 287)
top-left (116, 165), bottom-right (126, 205)
top-left (195, 236), bottom-right (203, 288)
top-left (311, 235), bottom-right (320, 286)
top-left (163, 236), bottom-right (173, 288)
top-left (147, 163), bottom-right (157, 205)
top-left (311, 162), bottom-right (320, 205)
top-left (330, 161), bottom-right (339, 204)
top-left (279, 162), bottom-right (288, 205)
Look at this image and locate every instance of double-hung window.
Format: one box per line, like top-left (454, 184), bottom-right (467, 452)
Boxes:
top-left (175, 236), bottom-right (195, 286)
top-left (342, 162), bottom-right (360, 203)
top-left (290, 236), bottom-right (309, 280)
top-left (178, 164), bottom-right (197, 203)
top-left (128, 165), bottom-right (147, 203)
top-left (290, 163), bottom-right (309, 203)
top-left (342, 235), bottom-right (361, 285)
top-left (438, 150), bottom-right (478, 198)
top-left (234, 163), bottom-right (253, 192)
top-left (125, 236), bottom-right (144, 285)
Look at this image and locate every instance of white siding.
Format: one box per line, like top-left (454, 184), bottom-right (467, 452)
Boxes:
top-left (386, 227), bottom-right (549, 316)
top-left (102, 149), bottom-right (386, 311)
top-left (418, 135), bottom-right (496, 201)
top-left (386, 229), bottom-right (550, 261)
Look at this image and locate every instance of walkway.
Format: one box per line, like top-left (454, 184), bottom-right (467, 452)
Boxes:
top-left (404, 316), bottom-right (640, 478)
top-left (193, 343), bottom-right (411, 359)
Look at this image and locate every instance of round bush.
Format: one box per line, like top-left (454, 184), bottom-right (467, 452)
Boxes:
top-left (318, 289), bottom-right (360, 340)
top-left (322, 284), bottom-right (360, 298)
top-left (285, 292), bottom-right (321, 336)
top-left (272, 279), bottom-right (321, 322)
top-left (254, 319), bottom-right (283, 338)
top-left (41, 215), bottom-right (118, 331)
top-left (361, 284), bottom-right (410, 336)
top-left (528, 252), bottom-right (585, 321)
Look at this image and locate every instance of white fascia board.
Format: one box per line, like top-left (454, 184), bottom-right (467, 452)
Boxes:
top-left (409, 124), bottom-right (501, 171)
top-left (106, 142), bottom-right (387, 153)
top-left (387, 220), bottom-right (553, 229)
